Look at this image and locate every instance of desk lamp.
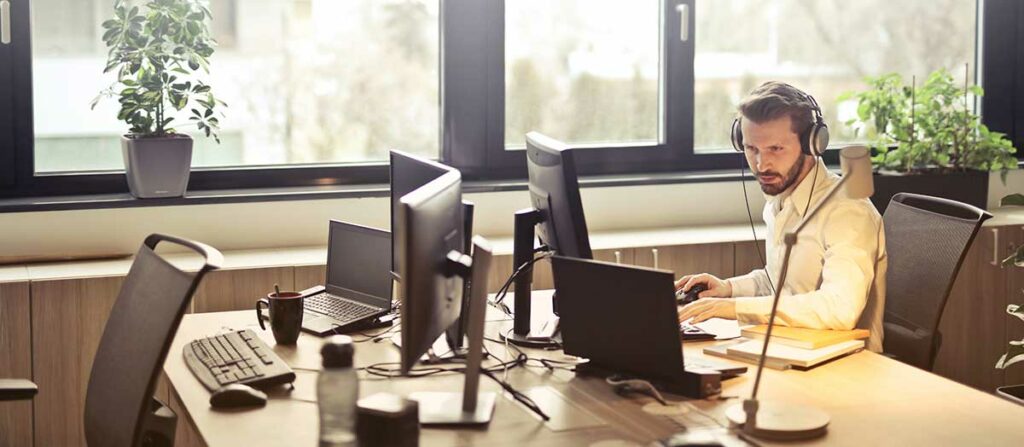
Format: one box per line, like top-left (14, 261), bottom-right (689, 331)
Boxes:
top-left (725, 146), bottom-right (874, 440)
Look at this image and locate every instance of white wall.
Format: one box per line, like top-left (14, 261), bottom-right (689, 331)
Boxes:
top-left (3, 168), bottom-right (1022, 260)
top-left (0, 179), bottom-right (767, 259)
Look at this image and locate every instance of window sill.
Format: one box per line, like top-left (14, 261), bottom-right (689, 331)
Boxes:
top-left (0, 168), bottom-right (753, 214)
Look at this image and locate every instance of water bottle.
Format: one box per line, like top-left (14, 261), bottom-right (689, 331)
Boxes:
top-left (318, 335), bottom-right (358, 447)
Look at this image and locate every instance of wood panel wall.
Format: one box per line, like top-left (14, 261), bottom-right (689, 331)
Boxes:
top-left (9, 229), bottom-right (1022, 445)
top-left (0, 282), bottom-right (33, 447)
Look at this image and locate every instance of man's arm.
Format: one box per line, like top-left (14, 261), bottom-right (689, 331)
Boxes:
top-left (734, 202), bottom-right (882, 330)
top-left (728, 268), bottom-right (773, 298)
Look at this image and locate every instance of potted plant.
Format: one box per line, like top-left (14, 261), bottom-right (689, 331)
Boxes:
top-left (839, 68), bottom-right (1016, 213)
top-left (997, 193), bottom-right (1024, 405)
top-left (92, 0), bottom-right (225, 198)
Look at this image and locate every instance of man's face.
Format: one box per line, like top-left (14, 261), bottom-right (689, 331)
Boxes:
top-left (741, 115), bottom-right (808, 196)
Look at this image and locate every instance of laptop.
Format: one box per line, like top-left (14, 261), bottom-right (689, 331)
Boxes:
top-left (550, 255), bottom-right (747, 393)
top-left (294, 220), bottom-right (393, 335)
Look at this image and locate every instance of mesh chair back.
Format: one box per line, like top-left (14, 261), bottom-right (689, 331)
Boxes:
top-left (882, 193), bottom-right (991, 370)
top-left (84, 234), bottom-right (222, 447)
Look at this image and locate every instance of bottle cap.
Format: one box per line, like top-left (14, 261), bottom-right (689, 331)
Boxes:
top-left (321, 335), bottom-right (355, 368)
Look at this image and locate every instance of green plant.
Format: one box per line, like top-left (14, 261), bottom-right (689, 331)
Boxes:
top-left (839, 68), bottom-right (1016, 178)
top-left (92, 0), bottom-right (225, 142)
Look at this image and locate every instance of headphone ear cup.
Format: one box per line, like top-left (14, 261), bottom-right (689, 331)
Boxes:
top-left (811, 124), bottom-right (829, 157)
top-left (731, 118), bottom-right (743, 152)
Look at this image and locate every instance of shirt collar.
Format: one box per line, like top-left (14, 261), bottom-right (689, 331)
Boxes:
top-left (768, 158), bottom-right (834, 218)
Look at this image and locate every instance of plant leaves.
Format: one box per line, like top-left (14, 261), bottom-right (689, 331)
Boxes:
top-left (1001, 245), bottom-right (1024, 268)
top-left (995, 339), bottom-right (1024, 369)
top-left (96, 0), bottom-right (225, 140)
top-left (1001, 194), bottom-right (1024, 207)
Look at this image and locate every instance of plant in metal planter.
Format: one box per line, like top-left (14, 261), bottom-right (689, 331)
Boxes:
top-left (839, 68), bottom-right (1016, 212)
top-left (997, 193), bottom-right (1024, 405)
top-left (93, 0), bottom-right (225, 198)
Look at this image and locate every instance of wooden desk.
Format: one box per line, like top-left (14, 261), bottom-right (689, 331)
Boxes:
top-left (164, 292), bottom-right (1024, 447)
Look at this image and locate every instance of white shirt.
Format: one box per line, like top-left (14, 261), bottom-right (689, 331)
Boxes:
top-left (728, 158), bottom-right (887, 352)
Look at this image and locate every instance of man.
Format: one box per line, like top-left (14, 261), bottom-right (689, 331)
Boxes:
top-left (677, 81), bottom-right (887, 352)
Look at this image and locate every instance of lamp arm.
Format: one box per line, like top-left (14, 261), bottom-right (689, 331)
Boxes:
top-left (749, 238), bottom-right (795, 400)
top-left (792, 169), bottom-right (851, 236)
top-left (750, 166), bottom-right (852, 400)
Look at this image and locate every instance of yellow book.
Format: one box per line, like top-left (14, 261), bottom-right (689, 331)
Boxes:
top-left (740, 325), bottom-right (869, 350)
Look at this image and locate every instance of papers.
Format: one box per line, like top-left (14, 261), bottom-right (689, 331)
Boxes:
top-left (691, 318), bottom-right (742, 340)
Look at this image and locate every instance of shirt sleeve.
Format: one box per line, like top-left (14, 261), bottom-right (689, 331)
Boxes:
top-left (728, 268), bottom-right (772, 298)
top-left (733, 201), bottom-right (881, 330)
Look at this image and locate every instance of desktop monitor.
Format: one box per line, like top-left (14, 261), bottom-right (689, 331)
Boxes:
top-left (390, 150), bottom-right (452, 274)
top-left (397, 172), bottom-right (497, 425)
top-left (526, 132), bottom-right (593, 259)
top-left (503, 132), bottom-right (593, 347)
top-left (390, 149), bottom-right (475, 351)
top-left (396, 170), bottom-right (466, 372)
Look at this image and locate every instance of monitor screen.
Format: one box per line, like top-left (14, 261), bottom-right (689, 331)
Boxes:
top-left (326, 220), bottom-right (393, 307)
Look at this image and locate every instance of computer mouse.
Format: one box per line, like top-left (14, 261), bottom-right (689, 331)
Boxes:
top-left (209, 384), bottom-right (268, 409)
top-left (676, 283), bottom-right (709, 306)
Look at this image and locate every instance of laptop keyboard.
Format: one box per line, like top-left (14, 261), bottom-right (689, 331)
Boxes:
top-left (305, 293), bottom-right (378, 321)
top-left (680, 322), bottom-right (715, 341)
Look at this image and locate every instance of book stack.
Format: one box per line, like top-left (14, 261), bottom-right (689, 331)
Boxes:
top-left (703, 325), bottom-right (869, 370)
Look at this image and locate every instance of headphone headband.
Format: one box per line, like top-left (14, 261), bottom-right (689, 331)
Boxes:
top-left (731, 88), bottom-right (829, 157)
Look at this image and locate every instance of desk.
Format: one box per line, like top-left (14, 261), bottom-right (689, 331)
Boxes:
top-left (164, 291), bottom-right (1024, 447)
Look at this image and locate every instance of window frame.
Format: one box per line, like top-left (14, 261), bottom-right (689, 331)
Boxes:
top-left (980, 0), bottom-right (1023, 157)
top-left (452, 0), bottom-right (709, 180)
top-left (0, 0), bottom-right (1018, 201)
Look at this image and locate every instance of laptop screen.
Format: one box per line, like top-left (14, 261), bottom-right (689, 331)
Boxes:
top-left (326, 220), bottom-right (392, 307)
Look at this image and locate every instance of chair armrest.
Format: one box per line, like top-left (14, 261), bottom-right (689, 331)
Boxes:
top-left (0, 379), bottom-right (37, 401)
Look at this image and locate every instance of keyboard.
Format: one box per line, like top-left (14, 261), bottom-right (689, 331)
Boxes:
top-left (305, 293), bottom-right (379, 321)
top-left (184, 329), bottom-right (296, 391)
top-left (680, 322), bottom-right (716, 341)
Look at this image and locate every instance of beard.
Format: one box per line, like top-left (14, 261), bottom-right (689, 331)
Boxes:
top-left (757, 153), bottom-right (807, 196)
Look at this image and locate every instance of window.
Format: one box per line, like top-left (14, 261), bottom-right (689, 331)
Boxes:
top-left (504, 1), bottom-right (660, 148)
top-left (1, 0), bottom-right (1017, 199)
top-left (30, 0), bottom-right (439, 174)
top-left (693, 0), bottom-right (979, 152)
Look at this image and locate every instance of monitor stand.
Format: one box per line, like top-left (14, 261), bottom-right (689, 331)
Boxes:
top-left (409, 239), bottom-right (497, 425)
top-left (500, 316), bottom-right (562, 348)
top-left (499, 208), bottom-right (561, 348)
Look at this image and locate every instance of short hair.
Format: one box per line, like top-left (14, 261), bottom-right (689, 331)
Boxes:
top-left (738, 81), bottom-right (816, 135)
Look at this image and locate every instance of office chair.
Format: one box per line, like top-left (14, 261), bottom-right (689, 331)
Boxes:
top-left (882, 193), bottom-right (991, 370)
top-left (0, 234), bottom-right (223, 447)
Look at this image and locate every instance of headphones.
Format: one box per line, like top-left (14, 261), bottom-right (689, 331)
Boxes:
top-left (730, 89), bottom-right (830, 157)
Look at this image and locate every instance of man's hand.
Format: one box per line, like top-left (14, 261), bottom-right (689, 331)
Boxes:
top-left (678, 298), bottom-right (737, 324)
top-left (675, 273), bottom-right (732, 298)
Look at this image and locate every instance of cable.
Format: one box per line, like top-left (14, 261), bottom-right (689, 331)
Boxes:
top-left (481, 369), bottom-right (551, 421)
top-left (494, 248), bottom-right (551, 306)
top-left (490, 249), bottom-right (552, 316)
top-left (348, 320), bottom-right (402, 344)
top-left (357, 336), bottom-right (551, 421)
top-left (740, 159), bottom-right (776, 295)
top-left (802, 159), bottom-right (820, 218)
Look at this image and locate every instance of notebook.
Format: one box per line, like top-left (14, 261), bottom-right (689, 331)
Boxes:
top-left (740, 325), bottom-right (870, 350)
top-left (725, 339), bottom-right (865, 368)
